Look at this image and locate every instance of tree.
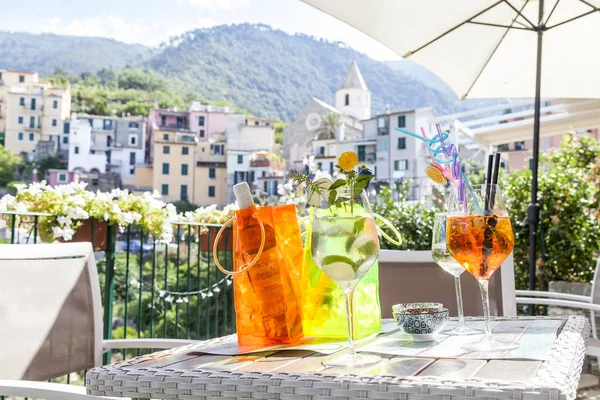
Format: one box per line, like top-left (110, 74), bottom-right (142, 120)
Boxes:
top-left (503, 133), bottom-right (600, 290)
top-left (37, 156), bottom-right (65, 181)
top-left (316, 113), bottom-right (339, 140)
top-left (0, 145), bottom-right (23, 187)
top-left (274, 121), bottom-right (287, 145)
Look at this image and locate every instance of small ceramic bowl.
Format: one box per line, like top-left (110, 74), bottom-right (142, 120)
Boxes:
top-left (392, 302), bottom-right (443, 317)
top-left (393, 304), bottom-right (449, 342)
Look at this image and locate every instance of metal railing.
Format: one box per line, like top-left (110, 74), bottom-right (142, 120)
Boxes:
top-left (0, 211), bottom-right (235, 365)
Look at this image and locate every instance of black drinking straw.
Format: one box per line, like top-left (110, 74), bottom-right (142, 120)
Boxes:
top-left (484, 154), bottom-right (494, 215)
top-left (489, 152), bottom-right (501, 211)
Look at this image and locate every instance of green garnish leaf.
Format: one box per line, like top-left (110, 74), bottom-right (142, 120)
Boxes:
top-left (329, 179), bottom-right (347, 190)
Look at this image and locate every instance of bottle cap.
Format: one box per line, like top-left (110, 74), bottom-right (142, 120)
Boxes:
top-left (233, 182), bottom-right (254, 209)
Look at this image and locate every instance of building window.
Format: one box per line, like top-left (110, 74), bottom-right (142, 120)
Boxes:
top-left (161, 184), bottom-right (168, 196)
top-left (161, 115), bottom-right (166, 126)
top-left (18, 132), bottom-right (23, 141)
top-left (163, 145), bottom-right (170, 154)
top-left (30, 98), bottom-right (36, 110)
top-left (345, 94), bottom-right (349, 106)
top-left (208, 186), bottom-right (215, 197)
top-left (199, 129), bottom-right (205, 138)
top-left (397, 115), bottom-right (406, 128)
top-left (129, 135), bottom-right (137, 146)
top-left (28, 133), bottom-right (34, 141)
top-left (163, 133), bottom-right (169, 140)
top-left (209, 168), bottom-right (216, 179)
top-left (210, 144), bottom-right (224, 155)
top-left (237, 155), bottom-right (243, 164)
top-left (397, 137), bottom-right (406, 149)
top-left (62, 136), bottom-right (68, 144)
top-left (182, 147), bottom-right (189, 155)
top-left (357, 145), bottom-right (366, 162)
top-left (107, 136), bottom-right (112, 147)
top-left (63, 122), bottom-right (70, 134)
top-left (129, 152), bottom-right (136, 166)
top-left (19, 75), bottom-right (25, 83)
top-left (162, 163), bottom-right (169, 175)
top-left (58, 173), bottom-right (67, 182)
top-left (176, 116), bottom-right (184, 128)
top-left (180, 185), bottom-right (188, 201)
top-left (262, 171), bottom-right (266, 177)
top-left (18, 116), bottom-right (23, 124)
top-left (394, 159), bottom-right (408, 171)
top-left (103, 120), bottom-right (113, 130)
top-left (255, 121), bottom-right (259, 126)
top-left (53, 100), bottom-right (58, 109)
top-left (19, 97), bottom-right (25, 106)
top-left (51, 119), bottom-right (57, 127)
top-left (199, 116), bottom-right (205, 126)
top-left (129, 122), bottom-right (139, 129)
top-left (74, 146), bottom-right (80, 154)
top-left (498, 144), bottom-right (509, 151)
top-left (29, 116), bottom-right (35, 128)
top-left (515, 141), bottom-right (526, 150)
top-left (181, 164), bottom-right (188, 176)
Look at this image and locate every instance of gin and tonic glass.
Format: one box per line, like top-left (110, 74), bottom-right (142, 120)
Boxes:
top-left (311, 187), bottom-right (380, 367)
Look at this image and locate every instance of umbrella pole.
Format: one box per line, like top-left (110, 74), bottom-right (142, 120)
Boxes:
top-left (528, 0), bottom-right (545, 314)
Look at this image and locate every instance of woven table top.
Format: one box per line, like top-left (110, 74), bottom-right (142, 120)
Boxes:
top-left (87, 316), bottom-right (589, 400)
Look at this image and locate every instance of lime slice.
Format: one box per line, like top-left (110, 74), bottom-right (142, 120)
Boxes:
top-left (321, 255), bottom-right (356, 283)
top-left (349, 235), bottom-right (376, 256)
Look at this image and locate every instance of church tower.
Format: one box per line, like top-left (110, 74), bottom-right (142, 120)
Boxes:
top-left (335, 61), bottom-right (371, 120)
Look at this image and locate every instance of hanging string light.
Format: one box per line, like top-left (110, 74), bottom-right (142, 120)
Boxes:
top-left (155, 276), bottom-right (232, 303)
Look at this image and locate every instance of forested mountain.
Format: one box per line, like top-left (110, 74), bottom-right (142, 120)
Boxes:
top-left (0, 25), bottom-right (504, 121)
top-left (0, 31), bottom-right (150, 75)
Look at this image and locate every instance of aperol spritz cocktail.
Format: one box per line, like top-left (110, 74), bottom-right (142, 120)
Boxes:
top-left (446, 215), bottom-right (514, 280)
top-left (446, 184), bottom-right (517, 352)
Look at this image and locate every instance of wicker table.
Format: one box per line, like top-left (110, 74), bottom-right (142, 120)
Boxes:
top-left (87, 316), bottom-right (590, 400)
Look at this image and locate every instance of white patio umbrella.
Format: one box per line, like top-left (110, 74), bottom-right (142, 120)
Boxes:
top-left (301, 0), bottom-right (600, 292)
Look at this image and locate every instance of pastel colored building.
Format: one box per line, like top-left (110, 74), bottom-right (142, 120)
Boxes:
top-left (0, 69), bottom-right (71, 156)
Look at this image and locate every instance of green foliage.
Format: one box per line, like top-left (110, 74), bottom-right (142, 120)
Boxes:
top-left (317, 113), bottom-right (339, 140)
top-left (0, 145), bottom-right (23, 186)
top-left (171, 201), bottom-right (198, 213)
top-left (371, 184), bottom-right (436, 250)
top-left (36, 156), bottom-right (65, 180)
top-left (274, 122), bottom-right (287, 146)
top-left (0, 31), bottom-right (150, 75)
top-left (6, 181), bottom-right (26, 195)
top-left (70, 67), bottom-right (187, 116)
top-left (503, 133), bottom-right (600, 289)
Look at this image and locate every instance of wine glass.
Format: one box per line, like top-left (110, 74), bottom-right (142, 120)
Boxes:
top-left (432, 212), bottom-right (481, 335)
top-left (311, 186), bottom-right (381, 367)
top-left (446, 184), bottom-right (517, 352)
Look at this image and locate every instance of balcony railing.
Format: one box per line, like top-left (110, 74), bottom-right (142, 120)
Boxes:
top-left (0, 211), bottom-right (235, 368)
top-left (159, 123), bottom-right (190, 131)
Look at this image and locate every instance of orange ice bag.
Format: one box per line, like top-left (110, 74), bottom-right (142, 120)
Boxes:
top-left (213, 203), bottom-right (303, 346)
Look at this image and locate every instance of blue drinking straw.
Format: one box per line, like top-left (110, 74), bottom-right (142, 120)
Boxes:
top-left (395, 126), bottom-right (482, 214)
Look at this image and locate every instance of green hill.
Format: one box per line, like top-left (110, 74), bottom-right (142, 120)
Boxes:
top-left (0, 25), bottom-right (504, 121)
top-left (0, 31), bottom-right (150, 75)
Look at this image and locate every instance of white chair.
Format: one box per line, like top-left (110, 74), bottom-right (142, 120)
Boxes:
top-left (0, 243), bottom-right (198, 399)
top-left (516, 258), bottom-right (600, 357)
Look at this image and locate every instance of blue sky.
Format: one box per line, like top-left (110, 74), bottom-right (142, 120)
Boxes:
top-left (0, 0), bottom-right (399, 61)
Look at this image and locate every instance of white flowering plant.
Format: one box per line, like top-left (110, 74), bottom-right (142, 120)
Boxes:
top-left (0, 182), bottom-right (189, 243)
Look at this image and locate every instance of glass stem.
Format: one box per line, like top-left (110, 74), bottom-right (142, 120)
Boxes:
top-left (478, 279), bottom-right (492, 339)
top-left (343, 289), bottom-right (356, 357)
top-left (454, 275), bottom-right (465, 327)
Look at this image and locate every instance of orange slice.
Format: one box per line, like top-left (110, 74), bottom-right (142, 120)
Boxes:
top-left (425, 165), bottom-right (447, 184)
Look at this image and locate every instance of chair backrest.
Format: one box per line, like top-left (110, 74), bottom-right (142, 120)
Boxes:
top-left (0, 243), bottom-right (102, 380)
top-left (589, 257), bottom-right (600, 305)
